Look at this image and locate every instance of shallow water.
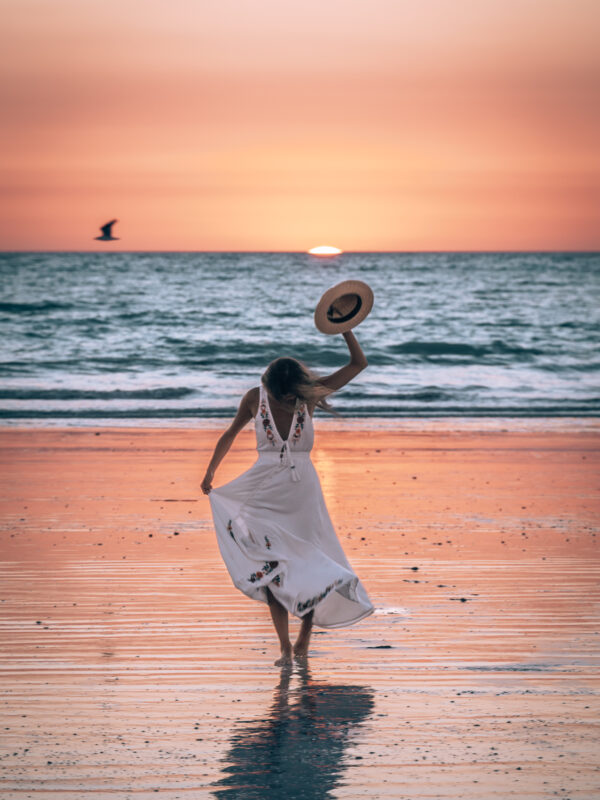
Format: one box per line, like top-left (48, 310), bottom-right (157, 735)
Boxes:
top-left (1, 251), bottom-right (599, 421)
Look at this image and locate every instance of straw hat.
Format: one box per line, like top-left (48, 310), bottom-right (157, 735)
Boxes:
top-left (314, 279), bottom-right (374, 335)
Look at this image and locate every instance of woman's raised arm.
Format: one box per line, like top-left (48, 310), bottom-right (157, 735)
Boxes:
top-left (318, 330), bottom-right (368, 393)
top-left (201, 389), bottom-right (255, 494)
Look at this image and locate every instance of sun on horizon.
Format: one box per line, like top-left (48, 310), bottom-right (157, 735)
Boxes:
top-left (308, 245), bottom-right (343, 256)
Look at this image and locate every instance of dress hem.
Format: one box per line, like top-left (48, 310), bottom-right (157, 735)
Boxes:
top-left (234, 572), bottom-right (374, 629)
top-left (314, 605), bottom-right (375, 629)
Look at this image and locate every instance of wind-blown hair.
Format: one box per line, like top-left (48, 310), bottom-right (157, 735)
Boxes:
top-left (261, 357), bottom-right (335, 413)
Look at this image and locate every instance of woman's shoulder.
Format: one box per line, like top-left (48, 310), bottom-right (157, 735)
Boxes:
top-left (243, 387), bottom-right (260, 417)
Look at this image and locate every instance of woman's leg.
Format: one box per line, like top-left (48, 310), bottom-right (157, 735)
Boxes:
top-left (265, 586), bottom-right (292, 665)
top-left (293, 609), bottom-right (314, 658)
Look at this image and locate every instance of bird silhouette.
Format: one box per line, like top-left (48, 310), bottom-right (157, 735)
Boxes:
top-left (94, 219), bottom-right (119, 241)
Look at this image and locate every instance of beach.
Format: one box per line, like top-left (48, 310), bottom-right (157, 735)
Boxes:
top-left (1, 422), bottom-right (598, 798)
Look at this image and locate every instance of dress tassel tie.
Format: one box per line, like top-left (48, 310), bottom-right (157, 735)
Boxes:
top-left (280, 441), bottom-right (301, 481)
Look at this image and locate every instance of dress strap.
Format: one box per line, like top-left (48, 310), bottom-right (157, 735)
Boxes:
top-left (258, 384), bottom-right (269, 418)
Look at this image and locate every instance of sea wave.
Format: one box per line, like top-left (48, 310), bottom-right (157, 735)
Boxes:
top-left (0, 300), bottom-right (74, 314)
top-left (388, 340), bottom-right (543, 360)
top-left (0, 387), bottom-right (194, 401)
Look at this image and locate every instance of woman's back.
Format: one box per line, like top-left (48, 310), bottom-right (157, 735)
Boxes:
top-left (255, 384), bottom-right (313, 453)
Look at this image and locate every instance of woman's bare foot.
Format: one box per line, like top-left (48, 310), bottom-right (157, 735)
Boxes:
top-left (293, 642), bottom-right (309, 660)
top-left (274, 644), bottom-right (293, 666)
top-left (293, 631), bottom-right (312, 659)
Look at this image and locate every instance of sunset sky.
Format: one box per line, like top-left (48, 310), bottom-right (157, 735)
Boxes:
top-left (1, 0), bottom-right (599, 251)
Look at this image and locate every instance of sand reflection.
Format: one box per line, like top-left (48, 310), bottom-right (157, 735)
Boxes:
top-left (212, 665), bottom-right (375, 799)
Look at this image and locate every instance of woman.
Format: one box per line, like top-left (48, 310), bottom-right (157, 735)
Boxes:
top-left (201, 330), bottom-right (374, 665)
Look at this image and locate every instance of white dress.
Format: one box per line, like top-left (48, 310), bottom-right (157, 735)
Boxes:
top-left (209, 385), bottom-right (374, 628)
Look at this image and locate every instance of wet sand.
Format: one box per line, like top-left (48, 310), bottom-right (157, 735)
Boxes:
top-left (1, 424), bottom-right (599, 799)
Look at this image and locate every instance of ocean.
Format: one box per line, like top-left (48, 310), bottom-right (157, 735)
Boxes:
top-left (0, 251), bottom-right (598, 424)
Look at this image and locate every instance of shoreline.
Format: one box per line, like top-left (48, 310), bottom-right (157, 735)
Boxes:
top-left (1, 415), bottom-right (599, 433)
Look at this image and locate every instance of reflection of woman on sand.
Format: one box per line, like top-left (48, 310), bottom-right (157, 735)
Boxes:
top-left (202, 296), bottom-right (375, 664)
top-left (211, 665), bottom-right (375, 799)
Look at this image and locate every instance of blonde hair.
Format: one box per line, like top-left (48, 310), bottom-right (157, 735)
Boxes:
top-left (261, 357), bottom-right (335, 413)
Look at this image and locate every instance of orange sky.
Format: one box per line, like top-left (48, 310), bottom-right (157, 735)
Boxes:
top-left (1, 0), bottom-right (599, 251)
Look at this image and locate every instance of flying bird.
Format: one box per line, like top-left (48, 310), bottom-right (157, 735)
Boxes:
top-left (94, 219), bottom-right (119, 241)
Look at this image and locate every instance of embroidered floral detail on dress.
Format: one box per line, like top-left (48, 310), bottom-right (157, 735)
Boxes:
top-left (264, 535), bottom-right (272, 550)
top-left (292, 404), bottom-right (306, 444)
top-left (297, 578), bottom-right (344, 613)
top-left (248, 560), bottom-right (279, 583)
top-left (227, 520), bottom-right (235, 541)
top-left (259, 400), bottom-right (276, 445)
top-left (272, 574), bottom-right (281, 586)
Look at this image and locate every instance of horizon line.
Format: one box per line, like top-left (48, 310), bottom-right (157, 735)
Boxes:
top-left (1, 248), bottom-right (599, 255)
